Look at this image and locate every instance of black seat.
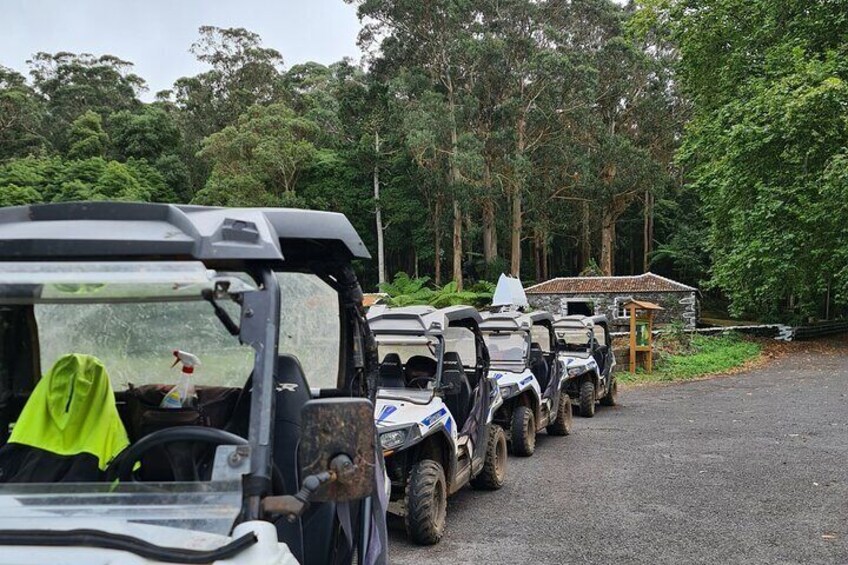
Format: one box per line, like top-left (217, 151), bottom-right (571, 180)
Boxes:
top-left (593, 345), bottom-right (608, 374)
top-left (529, 344), bottom-right (550, 392)
top-left (441, 352), bottom-right (472, 432)
top-left (226, 354), bottom-right (337, 565)
top-left (405, 355), bottom-right (437, 388)
top-left (378, 353), bottom-right (406, 388)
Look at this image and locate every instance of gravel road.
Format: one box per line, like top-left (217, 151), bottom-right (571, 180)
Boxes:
top-left (388, 343), bottom-right (848, 564)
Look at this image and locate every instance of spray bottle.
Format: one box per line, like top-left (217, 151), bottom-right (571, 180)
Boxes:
top-left (160, 350), bottom-right (200, 409)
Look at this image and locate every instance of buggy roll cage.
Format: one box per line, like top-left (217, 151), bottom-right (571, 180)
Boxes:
top-left (0, 202), bottom-right (379, 524)
top-left (367, 305), bottom-right (488, 402)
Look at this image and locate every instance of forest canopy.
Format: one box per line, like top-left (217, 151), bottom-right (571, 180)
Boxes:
top-left (1, 0), bottom-right (846, 323)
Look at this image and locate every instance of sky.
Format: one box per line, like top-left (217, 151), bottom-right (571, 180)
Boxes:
top-left (0, 0), bottom-right (364, 99)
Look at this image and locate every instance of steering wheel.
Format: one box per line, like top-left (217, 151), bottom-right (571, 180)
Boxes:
top-left (107, 426), bottom-right (248, 482)
top-left (407, 375), bottom-right (436, 389)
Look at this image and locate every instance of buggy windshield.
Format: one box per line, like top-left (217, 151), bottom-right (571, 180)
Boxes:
top-left (375, 335), bottom-right (439, 390)
top-left (0, 260), bottom-right (347, 550)
top-left (483, 331), bottom-right (528, 364)
top-left (555, 326), bottom-right (592, 348)
top-left (0, 261), bottom-right (256, 389)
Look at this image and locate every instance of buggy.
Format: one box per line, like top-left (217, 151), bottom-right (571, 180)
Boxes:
top-left (480, 310), bottom-right (572, 456)
top-left (554, 315), bottom-right (618, 417)
top-left (367, 305), bottom-right (507, 545)
top-left (0, 202), bottom-right (388, 565)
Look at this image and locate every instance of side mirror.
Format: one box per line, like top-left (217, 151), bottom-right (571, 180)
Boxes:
top-left (298, 398), bottom-right (376, 503)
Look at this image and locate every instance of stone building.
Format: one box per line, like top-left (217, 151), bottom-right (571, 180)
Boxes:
top-left (525, 273), bottom-right (699, 331)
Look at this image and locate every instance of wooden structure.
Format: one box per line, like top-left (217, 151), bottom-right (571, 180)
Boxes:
top-left (625, 299), bottom-right (664, 373)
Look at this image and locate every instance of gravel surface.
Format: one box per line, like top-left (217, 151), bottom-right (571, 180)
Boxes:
top-left (388, 343), bottom-right (848, 564)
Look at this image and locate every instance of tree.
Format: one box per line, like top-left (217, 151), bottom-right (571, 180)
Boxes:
top-left (169, 27), bottom-right (287, 196)
top-left (0, 66), bottom-right (46, 160)
top-left (108, 105), bottom-right (181, 161)
top-left (67, 111), bottom-right (109, 160)
top-left (194, 103), bottom-right (319, 206)
top-left (659, 0), bottom-right (848, 320)
top-left (27, 52), bottom-right (144, 150)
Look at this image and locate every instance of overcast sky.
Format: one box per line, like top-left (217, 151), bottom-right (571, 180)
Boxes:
top-left (1, 0), bottom-right (363, 98)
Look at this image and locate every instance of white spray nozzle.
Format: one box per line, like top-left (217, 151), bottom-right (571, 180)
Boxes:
top-left (172, 350), bottom-right (201, 374)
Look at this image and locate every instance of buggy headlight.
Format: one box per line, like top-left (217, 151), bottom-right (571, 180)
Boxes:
top-left (380, 430), bottom-right (407, 450)
top-left (500, 384), bottom-right (519, 399)
top-left (568, 366), bottom-right (584, 378)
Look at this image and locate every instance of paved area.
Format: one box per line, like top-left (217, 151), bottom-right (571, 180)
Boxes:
top-left (388, 343), bottom-right (848, 564)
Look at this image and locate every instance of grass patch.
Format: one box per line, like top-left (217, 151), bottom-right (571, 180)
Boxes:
top-left (617, 333), bottom-right (762, 385)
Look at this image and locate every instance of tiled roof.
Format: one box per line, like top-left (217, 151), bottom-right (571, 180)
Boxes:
top-left (525, 273), bottom-right (696, 294)
top-left (362, 293), bottom-right (388, 307)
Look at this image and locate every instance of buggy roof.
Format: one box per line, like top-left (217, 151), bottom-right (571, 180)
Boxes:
top-left (553, 314), bottom-right (609, 328)
top-left (479, 310), bottom-right (532, 332)
top-left (525, 311), bottom-right (554, 325)
top-left (367, 305), bottom-right (482, 337)
top-left (0, 202), bottom-right (370, 263)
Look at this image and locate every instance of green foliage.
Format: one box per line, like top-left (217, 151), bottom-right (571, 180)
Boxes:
top-left (193, 103), bottom-right (319, 206)
top-left (379, 272), bottom-right (494, 308)
top-left (0, 184), bottom-right (42, 207)
top-left (0, 156), bottom-right (162, 204)
top-left (67, 111), bottom-right (109, 160)
top-left (662, 0), bottom-right (848, 320)
top-left (619, 332), bottom-right (761, 384)
top-left (0, 66), bottom-right (46, 159)
top-left (107, 106), bottom-right (181, 162)
top-left (27, 52), bottom-right (144, 152)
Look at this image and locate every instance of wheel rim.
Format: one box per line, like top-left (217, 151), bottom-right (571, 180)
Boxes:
top-left (433, 477), bottom-right (446, 525)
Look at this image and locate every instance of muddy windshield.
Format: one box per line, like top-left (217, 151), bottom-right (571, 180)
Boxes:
top-left (4, 262), bottom-right (257, 389)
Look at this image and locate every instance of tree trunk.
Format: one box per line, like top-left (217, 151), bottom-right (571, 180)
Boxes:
top-left (510, 189), bottom-right (522, 277)
top-left (643, 189), bottom-right (653, 273)
top-left (533, 230), bottom-right (542, 282)
top-left (452, 199), bottom-right (463, 291)
top-left (541, 230), bottom-right (549, 281)
top-left (482, 162), bottom-right (498, 265)
top-left (447, 79), bottom-right (463, 290)
top-left (374, 131), bottom-right (386, 285)
top-left (434, 197), bottom-right (442, 286)
top-left (580, 200), bottom-right (591, 271)
top-left (482, 199), bottom-right (497, 264)
top-left (511, 114), bottom-right (527, 278)
top-left (600, 209), bottom-right (616, 276)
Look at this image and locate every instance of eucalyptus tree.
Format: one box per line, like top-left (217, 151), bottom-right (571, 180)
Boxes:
top-left (348, 0), bottom-right (480, 289)
top-left (26, 52), bottom-right (145, 152)
top-left (0, 66), bottom-right (46, 160)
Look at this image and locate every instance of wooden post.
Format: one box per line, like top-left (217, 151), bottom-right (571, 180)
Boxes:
top-left (646, 310), bottom-right (654, 373)
top-left (629, 303), bottom-right (637, 373)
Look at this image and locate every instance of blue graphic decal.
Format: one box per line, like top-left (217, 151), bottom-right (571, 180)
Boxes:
top-left (445, 417), bottom-right (453, 434)
top-left (495, 373), bottom-right (504, 380)
top-left (377, 405), bottom-right (398, 422)
top-left (422, 407), bottom-right (448, 427)
top-left (520, 376), bottom-right (534, 386)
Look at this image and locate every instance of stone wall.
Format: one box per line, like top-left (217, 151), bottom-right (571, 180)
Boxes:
top-left (528, 291), bottom-right (699, 331)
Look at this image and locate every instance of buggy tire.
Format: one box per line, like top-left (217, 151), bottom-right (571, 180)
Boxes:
top-left (579, 379), bottom-right (596, 418)
top-left (600, 377), bottom-right (618, 406)
top-left (510, 405), bottom-right (536, 457)
top-left (471, 425), bottom-right (507, 490)
top-left (404, 459), bottom-right (447, 545)
top-left (547, 395), bottom-right (573, 436)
